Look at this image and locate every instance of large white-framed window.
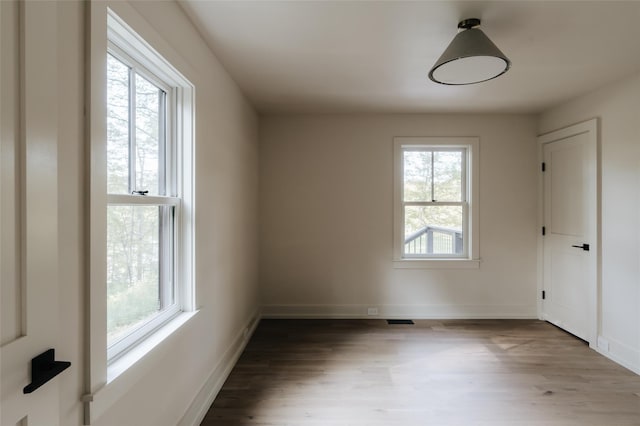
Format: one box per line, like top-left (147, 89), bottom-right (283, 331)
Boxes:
top-left (105, 47), bottom-right (181, 361)
top-left (103, 8), bottom-right (195, 361)
top-left (85, 5), bottom-right (195, 423)
top-left (393, 137), bottom-right (480, 268)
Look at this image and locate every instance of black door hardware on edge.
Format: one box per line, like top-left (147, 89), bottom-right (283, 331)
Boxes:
top-left (23, 349), bottom-right (71, 394)
top-left (571, 243), bottom-right (590, 251)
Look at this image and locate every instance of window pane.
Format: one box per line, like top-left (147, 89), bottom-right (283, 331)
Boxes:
top-left (433, 151), bottom-right (463, 202)
top-left (135, 74), bottom-right (163, 195)
top-left (106, 54), bottom-right (130, 194)
top-left (107, 205), bottom-right (161, 345)
top-left (404, 205), bottom-right (463, 255)
top-left (403, 150), bottom-right (432, 202)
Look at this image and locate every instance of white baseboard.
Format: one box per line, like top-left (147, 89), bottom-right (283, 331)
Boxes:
top-left (261, 303), bottom-right (537, 319)
top-left (595, 335), bottom-right (640, 375)
top-left (177, 309), bottom-right (261, 426)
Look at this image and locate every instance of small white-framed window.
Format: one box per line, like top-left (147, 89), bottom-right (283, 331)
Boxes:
top-left (393, 137), bottom-right (479, 268)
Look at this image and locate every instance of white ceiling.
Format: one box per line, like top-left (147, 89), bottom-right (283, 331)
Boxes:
top-left (179, 1), bottom-right (640, 114)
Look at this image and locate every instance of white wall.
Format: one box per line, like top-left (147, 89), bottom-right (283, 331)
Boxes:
top-left (539, 72), bottom-right (640, 373)
top-left (55, 1), bottom-right (260, 425)
top-left (259, 114), bottom-right (539, 319)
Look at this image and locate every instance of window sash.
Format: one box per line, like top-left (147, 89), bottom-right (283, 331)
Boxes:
top-left (400, 145), bottom-right (469, 259)
top-left (106, 44), bottom-right (178, 362)
top-left (402, 147), bottom-right (466, 203)
top-left (107, 304), bottom-right (181, 362)
top-left (108, 42), bottom-right (172, 97)
top-left (401, 202), bottom-right (468, 258)
top-left (108, 45), bottom-right (172, 197)
top-left (107, 193), bottom-right (180, 206)
top-left (105, 202), bottom-right (179, 362)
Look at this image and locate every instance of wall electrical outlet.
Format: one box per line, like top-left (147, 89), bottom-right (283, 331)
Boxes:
top-left (367, 307), bottom-right (379, 316)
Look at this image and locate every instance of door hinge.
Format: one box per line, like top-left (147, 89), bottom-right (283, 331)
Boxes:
top-left (542, 226), bottom-right (546, 236)
top-left (542, 290), bottom-right (546, 300)
top-left (541, 162), bottom-right (546, 172)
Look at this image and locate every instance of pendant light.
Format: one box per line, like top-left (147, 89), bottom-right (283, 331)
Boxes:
top-left (429, 18), bottom-right (511, 85)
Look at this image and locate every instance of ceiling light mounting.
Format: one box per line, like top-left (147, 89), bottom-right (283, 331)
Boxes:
top-left (458, 18), bottom-right (481, 30)
top-left (429, 18), bottom-right (511, 85)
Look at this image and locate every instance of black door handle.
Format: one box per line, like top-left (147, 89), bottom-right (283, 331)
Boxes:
top-left (571, 243), bottom-right (590, 251)
top-left (23, 349), bottom-right (71, 394)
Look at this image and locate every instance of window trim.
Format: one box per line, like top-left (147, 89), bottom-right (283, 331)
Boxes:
top-left (393, 137), bottom-right (480, 268)
top-left (102, 5), bottom-right (196, 360)
top-left (85, 4), bottom-right (196, 424)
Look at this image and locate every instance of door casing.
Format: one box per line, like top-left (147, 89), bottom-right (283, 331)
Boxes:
top-left (537, 118), bottom-right (599, 348)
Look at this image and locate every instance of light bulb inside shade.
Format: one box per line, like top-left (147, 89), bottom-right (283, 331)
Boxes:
top-left (430, 55), bottom-right (509, 85)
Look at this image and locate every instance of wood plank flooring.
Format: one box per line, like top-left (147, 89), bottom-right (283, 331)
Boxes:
top-left (200, 319), bottom-right (640, 426)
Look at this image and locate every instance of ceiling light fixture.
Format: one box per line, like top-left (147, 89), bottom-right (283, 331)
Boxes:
top-left (429, 18), bottom-right (511, 85)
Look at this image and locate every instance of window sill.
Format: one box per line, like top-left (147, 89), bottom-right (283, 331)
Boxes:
top-left (84, 310), bottom-right (199, 424)
top-left (107, 310), bottom-right (198, 382)
top-left (393, 259), bottom-right (481, 269)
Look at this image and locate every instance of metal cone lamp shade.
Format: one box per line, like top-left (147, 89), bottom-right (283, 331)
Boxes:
top-left (429, 18), bottom-right (511, 85)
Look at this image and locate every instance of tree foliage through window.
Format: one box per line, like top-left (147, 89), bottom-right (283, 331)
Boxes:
top-left (106, 53), bottom-right (170, 345)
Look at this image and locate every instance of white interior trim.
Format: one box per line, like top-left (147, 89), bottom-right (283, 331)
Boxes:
top-left (83, 311), bottom-right (199, 425)
top-left (261, 304), bottom-right (537, 319)
top-left (594, 336), bottom-right (640, 376)
top-left (536, 118), bottom-right (599, 348)
top-left (393, 259), bottom-right (480, 269)
top-left (177, 311), bottom-right (261, 426)
top-left (85, 2), bottom-right (195, 423)
top-left (393, 137), bottom-right (480, 267)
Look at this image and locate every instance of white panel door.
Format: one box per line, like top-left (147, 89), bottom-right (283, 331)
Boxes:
top-left (1, 1), bottom-right (62, 425)
top-left (541, 122), bottom-right (597, 343)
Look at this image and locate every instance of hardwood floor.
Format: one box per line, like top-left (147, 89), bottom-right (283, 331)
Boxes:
top-left (200, 319), bottom-right (640, 426)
